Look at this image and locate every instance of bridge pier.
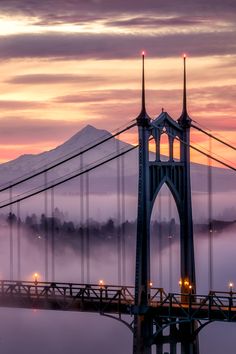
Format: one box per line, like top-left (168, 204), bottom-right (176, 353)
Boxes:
top-left (133, 314), bottom-right (152, 354)
top-left (180, 322), bottom-right (199, 354)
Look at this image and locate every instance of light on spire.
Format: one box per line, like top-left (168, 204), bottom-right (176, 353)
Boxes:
top-left (142, 50), bottom-right (146, 56)
top-left (183, 53), bottom-right (187, 59)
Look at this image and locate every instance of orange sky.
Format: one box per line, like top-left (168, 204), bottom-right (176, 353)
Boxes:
top-left (0, 1), bottom-right (235, 168)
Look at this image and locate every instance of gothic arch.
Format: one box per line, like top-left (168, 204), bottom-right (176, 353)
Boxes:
top-left (150, 176), bottom-right (182, 221)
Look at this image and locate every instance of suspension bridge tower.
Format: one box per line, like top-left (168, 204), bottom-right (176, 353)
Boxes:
top-left (133, 53), bottom-right (198, 354)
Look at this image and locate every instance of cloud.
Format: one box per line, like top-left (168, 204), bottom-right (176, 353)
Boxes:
top-left (0, 31), bottom-right (235, 61)
top-left (0, 117), bottom-right (85, 145)
top-left (106, 15), bottom-right (216, 28)
top-left (6, 74), bottom-right (109, 85)
top-left (0, 0), bottom-right (236, 20)
top-left (53, 89), bottom-right (139, 104)
top-left (0, 100), bottom-right (48, 109)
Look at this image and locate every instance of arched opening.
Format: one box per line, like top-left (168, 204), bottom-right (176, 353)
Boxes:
top-left (159, 132), bottom-right (169, 161)
top-left (150, 183), bottom-right (180, 293)
top-left (173, 137), bottom-right (180, 161)
top-left (149, 134), bottom-right (156, 162)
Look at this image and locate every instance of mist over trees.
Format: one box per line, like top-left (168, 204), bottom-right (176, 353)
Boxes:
top-left (1, 209), bottom-right (235, 256)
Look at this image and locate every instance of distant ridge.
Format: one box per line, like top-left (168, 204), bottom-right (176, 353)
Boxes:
top-left (0, 124), bottom-right (235, 220)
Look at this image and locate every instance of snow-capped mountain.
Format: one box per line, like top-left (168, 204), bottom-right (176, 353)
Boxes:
top-left (0, 125), bottom-right (235, 221)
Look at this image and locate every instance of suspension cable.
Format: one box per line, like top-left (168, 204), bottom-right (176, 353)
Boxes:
top-left (168, 192), bottom-right (172, 292)
top-left (80, 154), bottom-right (85, 284)
top-left (85, 172), bottom-right (90, 284)
top-left (9, 186), bottom-right (13, 280)
top-left (208, 135), bottom-right (213, 290)
top-left (51, 187), bottom-right (55, 281)
top-left (190, 136), bottom-right (236, 168)
top-left (121, 153), bottom-right (126, 285)
top-left (17, 201), bottom-right (21, 280)
top-left (189, 142), bottom-right (236, 171)
top-left (0, 126), bottom-right (235, 211)
top-left (44, 172), bottom-right (48, 282)
top-left (0, 123), bottom-right (136, 193)
top-left (192, 123), bottom-right (236, 151)
top-left (173, 134), bottom-right (236, 172)
top-left (116, 137), bottom-right (121, 286)
top-left (158, 190), bottom-right (163, 287)
top-left (0, 145), bottom-right (138, 209)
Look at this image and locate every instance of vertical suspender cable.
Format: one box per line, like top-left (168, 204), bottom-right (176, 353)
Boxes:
top-left (116, 138), bottom-right (121, 285)
top-left (121, 153), bottom-right (126, 285)
top-left (85, 172), bottom-right (90, 283)
top-left (9, 186), bottom-right (13, 280)
top-left (208, 135), bottom-right (213, 290)
top-left (17, 201), bottom-right (21, 280)
top-left (168, 192), bottom-right (172, 292)
top-left (158, 191), bottom-right (163, 287)
top-left (44, 171), bottom-right (48, 282)
top-left (51, 187), bottom-right (55, 281)
top-left (80, 154), bottom-right (85, 283)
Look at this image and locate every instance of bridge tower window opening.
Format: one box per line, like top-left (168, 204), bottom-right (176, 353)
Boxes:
top-left (149, 134), bottom-right (156, 162)
top-left (159, 130), bottom-right (170, 161)
top-left (173, 137), bottom-right (181, 161)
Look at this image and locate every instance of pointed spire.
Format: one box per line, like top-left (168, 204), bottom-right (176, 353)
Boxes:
top-left (183, 53), bottom-right (187, 116)
top-left (178, 53), bottom-right (191, 127)
top-left (141, 51), bottom-right (145, 112)
top-left (137, 51), bottom-right (150, 126)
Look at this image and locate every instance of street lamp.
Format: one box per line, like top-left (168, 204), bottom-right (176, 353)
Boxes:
top-left (229, 282), bottom-right (233, 292)
top-left (34, 273), bottom-right (39, 284)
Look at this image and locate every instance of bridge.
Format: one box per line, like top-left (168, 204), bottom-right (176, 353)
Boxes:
top-left (0, 54), bottom-right (235, 354)
top-left (1, 280), bottom-right (236, 325)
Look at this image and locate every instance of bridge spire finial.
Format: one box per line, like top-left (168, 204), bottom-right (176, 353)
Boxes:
top-left (137, 51), bottom-right (150, 125)
top-left (178, 53), bottom-right (191, 127)
top-left (183, 53), bottom-right (187, 115)
top-left (141, 50), bottom-right (146, 112)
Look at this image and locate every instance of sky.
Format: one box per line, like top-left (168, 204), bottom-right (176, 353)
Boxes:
top-left (0, 0), bottom-right (235, 165)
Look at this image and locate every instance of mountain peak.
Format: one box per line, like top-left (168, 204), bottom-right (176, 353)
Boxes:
top-left (58, 124), bottom-right (112, 151)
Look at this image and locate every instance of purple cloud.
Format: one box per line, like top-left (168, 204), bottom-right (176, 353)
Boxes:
top-left (0, 117), bottom-right (84, 145)
top-left (0, 100), bottom-right (48, 110)
top-left (0, 31), bottom-right (235, 61)
top-left (6, 74), bottom-right (110, 85)
top-left (0, 0), bottom-right (235, 19)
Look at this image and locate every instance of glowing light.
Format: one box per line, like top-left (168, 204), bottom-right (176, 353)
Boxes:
top-left (99, 280), bottom-right (104, 287)
top-left (183, 53), bottom-right (187, 58)
top-left (229, 282), bottom-right (234, 290)
top-left (179, 279), bottom-right (182, 286)
top-left (184, 280), bottom-right (189, 286)
top-left (149, 281), bottom-right (153, 287)
top-left (34, 272), bottom-right (39, 282)
top-left (142, 50), bottom-right (145, 56)
top-left (189, 285), bottom-right (192, 289)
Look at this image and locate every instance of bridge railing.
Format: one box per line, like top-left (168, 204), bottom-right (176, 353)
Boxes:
top-left (0, 280), bottom-right (167, 302)
top-left (0, 280), bottom-right (137, 310)
top-left (149, 291), bottom-right (236, 321)
top-left (1, 281), bottom-right (236, 321)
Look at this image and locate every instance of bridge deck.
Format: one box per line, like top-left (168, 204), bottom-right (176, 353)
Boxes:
top-left (0, 280), bottom-right (236, 323)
